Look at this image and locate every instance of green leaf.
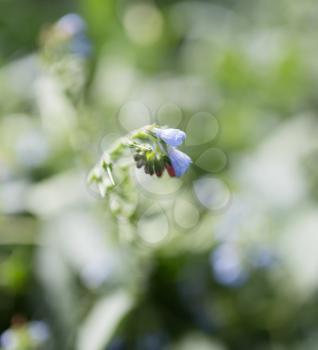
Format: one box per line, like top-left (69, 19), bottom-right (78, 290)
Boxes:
top-left (77, 290), bottom-right (134, 350)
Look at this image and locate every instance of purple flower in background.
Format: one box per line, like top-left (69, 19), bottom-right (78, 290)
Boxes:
top-left (57, 13), bottom-right (86, 36)
top-left (56, 13), bottom-right (92, 57)
top-left (210, 244), bottom-right (247, 287)
top-left (154, 128), bottom-right (186, 147)
top-left (28, 321), bottom-right (50, 344)
top-left (167, 146), bottom-right (192, 177)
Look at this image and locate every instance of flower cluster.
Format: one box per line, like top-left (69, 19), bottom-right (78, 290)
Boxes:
top-left (88, 125), bottom-right (191, 198)
top-left (130, 125), bottom-right (192, 178)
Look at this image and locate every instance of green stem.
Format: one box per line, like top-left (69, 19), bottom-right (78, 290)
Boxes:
top-left (106, 165), bottom-right (115, 186)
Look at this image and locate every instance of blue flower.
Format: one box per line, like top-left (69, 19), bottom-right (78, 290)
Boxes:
top-left (167, 147), bottom-right (192, 177)
top-left (57, 13), bottom-right (87, 36)
top-left (154, 128), bottom-right (186, 147)
top-left (70, 35), bottom-right (92, 57)
top-left (56, 13), bottom-right (91, 57)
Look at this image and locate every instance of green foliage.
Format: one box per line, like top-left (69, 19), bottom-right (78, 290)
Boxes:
top-left (1, 1), bottom-right (318, 350)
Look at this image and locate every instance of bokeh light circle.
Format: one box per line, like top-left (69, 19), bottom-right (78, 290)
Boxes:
top-left (186, 112), bottom-right (219, 146)
top-left (156, 103), bottom-right (183, 128)
top-left (137, 205), bottom-right (169, 245)
top-left (195, 148), bottom-right (227, 173)
top-left (134, 168), bottom-right (183, 197)
top-left (173, 197), bottom-right (200, 230)
top-left (193, 176), bottom-right (231, 211)
top-left (123, 4), bottom-right (163, 46)
top-left (118, 100), bottom-right (151, 132)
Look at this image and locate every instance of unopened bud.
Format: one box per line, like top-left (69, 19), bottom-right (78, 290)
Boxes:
top-left (144, 160), bottom-right (154, 175)
top-left (154, 158), bottom-right (164, 177)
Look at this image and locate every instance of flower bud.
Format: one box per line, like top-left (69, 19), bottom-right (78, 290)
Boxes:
top-left (136, 158), bottom-right (145, 169)
top-left (154, 157), bottom-right (164, 177)
top-left (165, 162), bottom-right (176, 177)
top-left (144, 159), bottom-right (154, 175)
top-left (133, 153), bottom-right (143, 162)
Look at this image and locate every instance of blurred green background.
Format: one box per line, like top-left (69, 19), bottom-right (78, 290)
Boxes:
top-left (1, 0), bottom-right (318, 349)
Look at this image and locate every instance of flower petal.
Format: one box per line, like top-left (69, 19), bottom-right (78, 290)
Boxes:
top-left (167, 147), bottom-right (192, 177)
top-left (154, 128), bottom-right (186, 147)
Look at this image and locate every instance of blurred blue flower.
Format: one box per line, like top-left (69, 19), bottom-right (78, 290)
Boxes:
top-left (28, 321), bottom-right (50, 343)
top-left (56, 13), bottom-right (91, 57)
top-left (167, 146), bottom-right (192, 177)
top-left (210, 243), bottom-right (247, 287)
top-left (57, 13), bottom-right (86, 36)
top-left (0, 329), bottom-right (17, 349)
top-left (154, 128), bottom-right (186, 147)
top-left (250, 247), bottom-right (276, 269)
top-left (70, 35), bottom-right (92, 57)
